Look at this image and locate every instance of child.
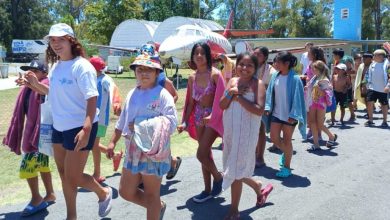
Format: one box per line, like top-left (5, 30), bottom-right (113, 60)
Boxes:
top-left (89, 56), bottom-right (123, 183)
top-left (331, 63), bottom-right (351, 125)
top-left (3, 60), bottom-right (56, 216)
top-left (177, 43), bottom-right (225, 203)
top-left (306, 61), bottom-right (338, 151)
top-left (220, 53), bottom-right (273, 219)
top-left (43, 23), bottom-right (112, 219)
top-left (265, 51), bottom-right (306, 178)
top-left (106, 53), bottom-right (177, 220)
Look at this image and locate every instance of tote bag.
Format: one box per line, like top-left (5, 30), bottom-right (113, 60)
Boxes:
top-left (38, 95), bottom-right (54, 156)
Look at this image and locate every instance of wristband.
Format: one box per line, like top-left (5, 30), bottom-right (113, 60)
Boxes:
top-left (182, 122), bottom-right (187, 128)
top-left (224, 90), bottom-right (233, 100)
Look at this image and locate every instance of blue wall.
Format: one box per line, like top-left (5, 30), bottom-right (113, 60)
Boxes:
top-left (334, 0), bottom-right (362, 40)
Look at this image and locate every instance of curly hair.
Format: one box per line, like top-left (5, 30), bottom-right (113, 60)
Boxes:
top-left (46, 35), bottom-right (86, 65)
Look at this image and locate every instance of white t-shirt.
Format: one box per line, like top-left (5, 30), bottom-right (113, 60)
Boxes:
top-left (49, 57), bottom-right (99, 131)
top-left (369, 62), bottom-right (386, 92)
top-left (300, 52), bottom-right (310, 75)
top-left (116, 85), bottom-right (178, 137)
top-left (273, 74), bottom-right (289, 122)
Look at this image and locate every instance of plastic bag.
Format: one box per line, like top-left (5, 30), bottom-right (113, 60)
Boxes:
top-left (38, 95), bottom-right (53, 156)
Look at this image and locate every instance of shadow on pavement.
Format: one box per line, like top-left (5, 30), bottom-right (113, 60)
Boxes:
top-left (177, 197), bottom-right (227, 220)
top-left (0, 209), bottom-right (49, 220)
top-left (254, 166), bottom-right (311, 188)
top-left (309, 148), bottom-right (338, 157)
top-left (161, 180), bottom-right (180, 196)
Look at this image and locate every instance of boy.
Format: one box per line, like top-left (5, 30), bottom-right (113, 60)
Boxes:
top-left (3, 60), bottom-right (56, 216)
top-left (331, 63), bottom-right (351, 125)
top-left (90, 56), bottom-right (123, 183)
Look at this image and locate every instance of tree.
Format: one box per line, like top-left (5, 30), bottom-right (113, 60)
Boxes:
top-left (84, 0), bottom-right (143, 44)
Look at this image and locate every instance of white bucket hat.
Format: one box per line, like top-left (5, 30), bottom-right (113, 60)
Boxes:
top-left (44, 23), bottom-right (75, 41)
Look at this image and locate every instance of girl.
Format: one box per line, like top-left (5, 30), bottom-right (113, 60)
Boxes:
top-left (177, 43), bottom-right (225, 203)
top-left (253, 46), bottom-right (277, 166)
top-left (40, 23), bottom-right (112, 219)
top-left (265, 51), bottom-right (306, 178)
top-left (106, 54), bottom-right (177, 220)
top-left (306, 61), bottom-right (338, 151)
top-left (220, 53), bottom-right (273, 219)
top-left (3, 60), bottom-right (56, 216)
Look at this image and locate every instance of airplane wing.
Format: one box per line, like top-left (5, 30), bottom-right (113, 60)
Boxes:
top-left (87, 44), bottom-right (139, 52)
top-left (214, 29), bottom-right (274, 37)
top-left (268, 42), bottom-right (348, 54)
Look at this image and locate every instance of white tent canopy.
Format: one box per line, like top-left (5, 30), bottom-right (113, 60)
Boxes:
top-left (109, 19), bottom-right (160, 49)
top-left (153, 16), bottom-right (223, 44)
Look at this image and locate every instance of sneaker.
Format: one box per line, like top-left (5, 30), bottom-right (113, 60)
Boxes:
top-left (210, 177), bottom-right (223, 197)
top-left (192, 191), bottom-right (212, 203)
top-left (364, 121), bottom-right (375, 127)
top-left (306, 130), bottom-right (313, 140)
top-left (276, 167), bottom-right (292, 178)
top-left (381, 121), bottom-right (389, 128)
top-left (98, 187), bottom-right (112, 217)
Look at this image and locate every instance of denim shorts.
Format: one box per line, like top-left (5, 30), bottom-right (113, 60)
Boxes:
top-left (52, 122), bottom-right (98, 151)
top-left (271, 116), bottom-right (297, 127)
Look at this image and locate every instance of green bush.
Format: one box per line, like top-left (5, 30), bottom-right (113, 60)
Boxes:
top-left (120, 56), bottom-right (136, 72)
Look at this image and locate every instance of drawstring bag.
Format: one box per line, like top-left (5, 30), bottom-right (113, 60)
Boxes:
top-left (38, 95), bottom-right (53, 156)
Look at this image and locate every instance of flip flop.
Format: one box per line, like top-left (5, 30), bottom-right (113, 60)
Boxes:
top-left (94, 176), bottom-right (106, 184)
top-left (21, 201), bottom-right (48, 217)
top-left (166, 157), bottom-right (182, 180)
top-left (256, 184), bottom-right (273, 207)
top-left (326, 134), bottom-right (338, 148)
top-left (159, 200), bottom-right (167, 220)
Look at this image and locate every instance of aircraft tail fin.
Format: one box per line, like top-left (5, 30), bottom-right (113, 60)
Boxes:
top-left (222, 10), bottom-right (234, 38)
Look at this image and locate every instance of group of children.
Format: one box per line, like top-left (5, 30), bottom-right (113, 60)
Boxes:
top-left (3, 23), bottom-right (390, 220)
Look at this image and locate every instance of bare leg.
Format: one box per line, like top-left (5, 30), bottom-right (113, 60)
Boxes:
top-left (367, 101), bottom-right (374, 122)
top-left (309, 108), bottom-right (319, 147)
top-left (225, 180), bottom-right (242, 219)
top-left (197, 127), bottom-right (222, 182)
top-left (40, 172), bottom-right (56, 202)
top-left (331, 111), bottom-right (336, 122)
top-left (92, 137), bottom-right (101, 179)
top-left (26, 177), bottom-right (43, 206)
top-left (242, 178), bottom-right (261, 197)
top-left (281, 125), bottom-right (295, 169)
top-left (196, 126), bottom-right (211, 192)
top-left (340, 107), bottom-right (345, 123)
top-left (255, 122), bottom-right (266, 164)
top-left (381, 104), bottom-right (388, 123)
top-left (317, 109), bottom-right (335, 141)
top-left (142, 174), bottom-right (163, 220)
top-left (348, 102), bottom-right (356, 120)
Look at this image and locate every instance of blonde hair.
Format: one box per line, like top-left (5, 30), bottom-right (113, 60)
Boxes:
top-left (312, 60), bottom-right (330, 80)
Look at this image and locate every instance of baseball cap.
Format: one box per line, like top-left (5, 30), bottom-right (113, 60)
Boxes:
top-left (44, 23), bottom-right (75, 41)
top-left (89, 56), bottom-right (106, 71)
top-left (20, 60), bottom-right (48, 73)
top-left (335, 63), bottom-right (347, 71)
top-left (362, 52), bottom-right (373, 58)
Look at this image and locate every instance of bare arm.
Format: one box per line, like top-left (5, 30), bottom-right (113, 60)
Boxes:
top-left (164, 78), bottom-right (179, 103)
top-left (24, 72), bottom-right (49, 95)
top-left (106, 128), bottom-right (122, 159)
top-left (177, 75), bottom-right (195, 133)
top-left (220, 78), bottom-right (235, 110)
top-left (74, 96), bottom-right (96, 151)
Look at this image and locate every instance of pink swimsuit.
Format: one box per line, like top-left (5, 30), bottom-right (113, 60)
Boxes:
top-left (192, 71), bottom-right (216, 126)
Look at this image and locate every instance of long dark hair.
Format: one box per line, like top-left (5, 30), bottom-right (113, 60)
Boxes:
top-left (46, 35), bottom-right (86, 64)
top-left (253, 46), bottom-right (269, 60)
top-left (190, 42), bottom-right (212, 70)
top-left (236, 52), bottom-right (259, 74)
top-left (274, 51), bottom-right (298, 69)
top-left (310, 46), bottom-right (326, 63)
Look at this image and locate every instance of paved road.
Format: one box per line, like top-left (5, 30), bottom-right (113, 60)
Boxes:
top-left (1, 110), bottom-right (389, 220)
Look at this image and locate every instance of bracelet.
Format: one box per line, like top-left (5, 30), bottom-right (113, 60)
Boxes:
top-left (182, 122), bottom-right (187, 128)
top-left (224, 90), bottom-right (233, 100)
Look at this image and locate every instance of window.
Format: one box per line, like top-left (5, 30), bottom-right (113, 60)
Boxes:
top-left (341, 8), bottom-right (349, 19)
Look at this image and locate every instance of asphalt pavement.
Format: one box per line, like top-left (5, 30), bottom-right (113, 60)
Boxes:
top-left (0, 109), bottom-right (389, 220)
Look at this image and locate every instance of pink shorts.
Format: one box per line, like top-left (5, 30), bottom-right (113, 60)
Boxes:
top-left (310, 102), bottom-right (325, 110)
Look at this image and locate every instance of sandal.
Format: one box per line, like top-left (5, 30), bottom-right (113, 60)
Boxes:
top-left (159, 200), bottom-right (167, 220)
top-left (21, 201), bottom-right (48, 217)
top-left (307, 145), bottom-right (320, 151)
top-left (166, 157), bottom-right (182, 180)
top-left (279, 153), bottom-right (285, 167)
top-left (256, 184), bottom-right (273, 207)
top-left (94, 176), bottom-right (106, 184)
top-left (276, 167), bottom-right (291, 178)
top-left (326, 134), bottom-right (338, 148)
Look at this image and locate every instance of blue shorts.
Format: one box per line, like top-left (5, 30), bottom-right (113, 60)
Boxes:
top-left (52, 122), bottom-right (98, 151)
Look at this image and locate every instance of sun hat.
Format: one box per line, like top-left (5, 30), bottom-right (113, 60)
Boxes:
top-left (89, 56), bottom-right (106, 71)
top-left (20, 60), bottom-right (48, 73)
top-left (373, 49), bottom-right (386, 56)
top-left (44, 23), bottom-right (75, 41)
top-left (130, 53), bottom-right (162, 71)
top-left (335, 63), bottom-right (347, 71)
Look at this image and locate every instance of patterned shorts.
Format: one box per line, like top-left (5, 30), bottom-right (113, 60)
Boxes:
top-left (194, 105), bottom-right (212, 126)
top-left (19, 152), bottom-right (50, 179)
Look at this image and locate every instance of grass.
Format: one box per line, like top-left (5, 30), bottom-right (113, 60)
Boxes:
top-left (0, 68), bottom-right (214, 207)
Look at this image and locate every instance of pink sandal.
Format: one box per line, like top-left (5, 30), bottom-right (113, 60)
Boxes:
top-left (256, 184), bottom-right (273, 207)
